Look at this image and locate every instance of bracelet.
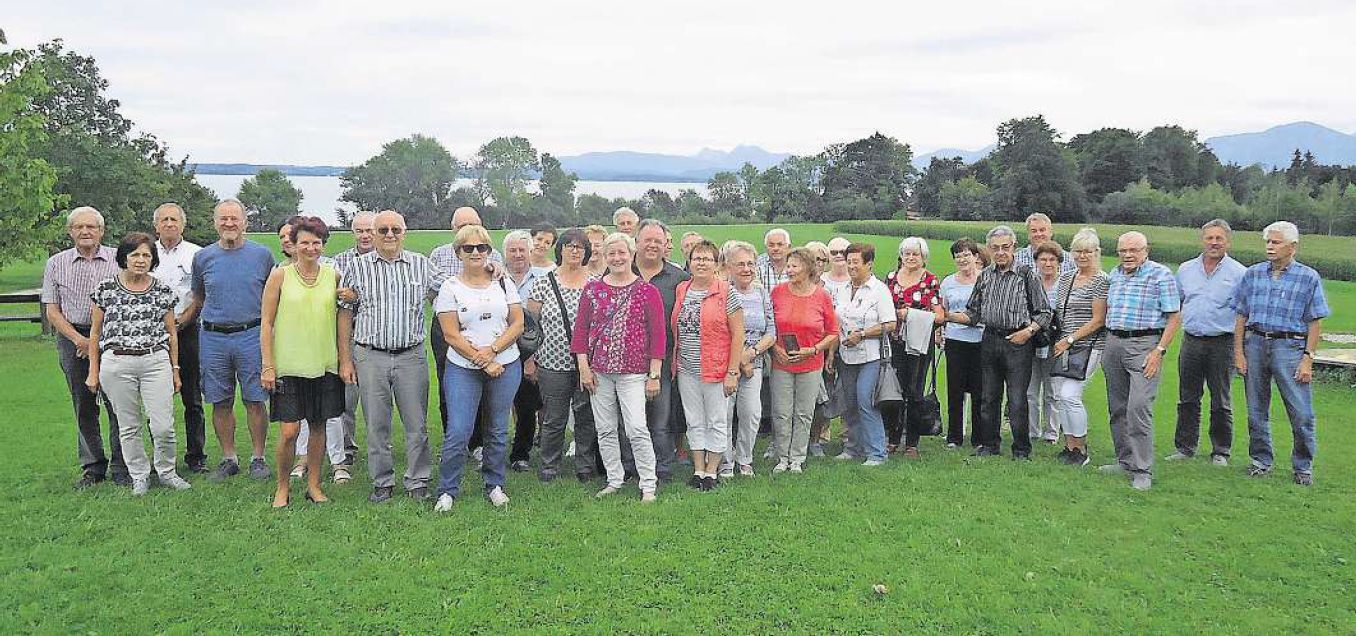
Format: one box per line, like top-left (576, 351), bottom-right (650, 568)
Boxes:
top-left (262, 365), bottom-right (275, 372)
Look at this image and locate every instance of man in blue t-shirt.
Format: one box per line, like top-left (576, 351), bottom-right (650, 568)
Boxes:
top-left (186, 199), bottom-right (276, 481)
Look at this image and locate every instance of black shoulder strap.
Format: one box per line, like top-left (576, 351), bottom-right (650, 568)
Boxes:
top-left (549, 272), bottom-right (572, 336)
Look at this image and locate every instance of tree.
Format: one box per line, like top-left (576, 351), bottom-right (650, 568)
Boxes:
top-left (238, 169), bottom-right (302, 231)
top-left (534, 152), bottom-right (577, 222)
top-left (939, 177), bottom-right (992, 221)
top-left (473, 136), bottom-right (539, 228)
top-left (641, 189), bottom-right (677, 218)
top-left (340, 134), bottom-right (459, 229)
top-left (0, 41), bottom-right (66, 267)
top-left (1069, 127), bottom-right (1144, 203)
top-left (820, 132), bottom-right (916, 220)
top-left (675, 189), bottom-right (712, 220)
top-left (989, 115), bottom-right (1086, 222)
top-left (1098, 179), bottom-right (1177, 225)
top-left (737, 162), bottom-right (763, 217)
top-left (707, 171), bottom-right (745, 215)
top-left (913, 156), bottom-right (967, 216)
top-left (1142, 125), bottom-right (1217, 192)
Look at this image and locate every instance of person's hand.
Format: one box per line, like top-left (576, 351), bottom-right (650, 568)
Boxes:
top-left (740, 361), bottom-right (755, 379)
top-left (645, 378), bottom-right (661, 400)
top-left (1052, 339), bottom-right (1071, 357)
top-left (172, 368), bottom-right (182, 394)
top-left (1007, 327), bottom-right (1034, 346)
top-left (897, 306), bottom-right (910, 321)
top-left (1143, 350), bottom-right (1163, 379)
top-left (85, 371), bottom-right (99, 394)
top-left (469, 346), bottom-right (495, 367)
top-left (578, 366), bottom-right (597, 394)
top-left (771, 345), bottom-right (791, 367)
top-left (723, 373), bottom-right (738, 397)
top-left (484, 361), bottom-right (505, 378)
top-left (789, 347), bottom-right (817, 364)
top-left (73, 335), bottom-right (90, 359)
top-left (1295, 355), bottom-right (1313, 383)
top-left (742, 347), bottom-right (757, 366)
top-left (523, 358), bottom-right (538, 382)
top-left (845, 331), bottom-right (861, 347)
top-left (1234, 350), bottom-right (1247, 375)
top-left (487, 261), bottom-right (506, 280)
top-left (261, 367), bottom-right (277, 392)
top-left (339, 360), bottom-right (357, 385)
top-left (824, 362), bottom-right (837, 378)
top-left (336, 287), bottom-right (358, 304)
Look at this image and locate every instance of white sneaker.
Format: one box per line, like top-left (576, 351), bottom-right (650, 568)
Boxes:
top-left (772, 460), bottom-right (789, 473)
top-left (738, 464), bottom-right (755, 477)
top-left (486, 486), bottom-right (510, 508)
top-left (862, 459), bottom-right (885, 467)
top-left (1210, 455), bottom-right (1229, 467)
top-left (131, 478), bottom-right (150, 496)
top-left (595, 485), bottom-right (619, 498)
top-left (640, 490), bottom-right (657, 503)
top-left (290, 459), bottom-right (305, 479)
top-left (718, 466), bottom-right (734, 478)
top-left (1164, 452), bottom-right (1191, 461)
top-left (159, 473), bottom-right (192, 490)
top-left (434, 493), bottom-right (455, 512)
top-left (1130, 474), bottom-right (1152, 491)
top-left (834, 451), bottom-right (855, 460)
top-left (788, 462), bottom-right (804, 474)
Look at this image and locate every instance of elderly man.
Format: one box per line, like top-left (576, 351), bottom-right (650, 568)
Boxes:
top-left (1233, 221), bottom-right (1330, 486)
top-left (613, 207), bottom-right (640, 237)
top-left (504, 229), bottom-right (545, 472)
top-left (946, 225), bottom-right (1053, 459)
top-left (331, 211), bottom-right (376, 466)
top-left (338, 210), bottom-right (445, 502)
top-left (1167, 219), bottom-right (1246, 466)
top-left (627, 218), bottom-right (690, 481)
top-left (679, 231), bottom-right (704, 270)
top-left (1014, 212), bottom-right (1076, 275)
top-left (43, 207), bottom-right (128, 488)
top-left (150, 203), bottom-right (207, 473)
top-left (756, 228), bottom-right (792, 289)
top-left (187, 199), bottom-right (276, 481)
top-left (1099, 231), bottom-right (1181, 490)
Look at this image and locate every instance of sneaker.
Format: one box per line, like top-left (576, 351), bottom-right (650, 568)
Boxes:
top-left (640, 490), bottom-right (657, 503)
top-left (1210, 455), bottom-right (1229, 467)
top-left (1055, 448), bottom-right (1073, 463)
top-left (887, 444), bottom-right (899, 455)
top-left (486, 486), bottom-right (510, 508)
top-left (1043, 436), bottom-right (1059, 445)
top-left (595, 485), bottom-right (619, 498)
top-left (74, 473), bottom-right (101, 490)
top-left (248, 458), bottom-right (271, 480)
top-left (1066, 449), bottom-right (1090, 467)
top-left (208, 459), bottom-right (240, 482)
top-left (510, 460), bottom-right (530, 472)
top-left (408, 487), bottom-right (429, 502)
top-left (1247, 465), bottom-right (1273, 478)
top-left (1294, 472), bottom-right (1313, 486)
top-left (718, 466), bottom-right (734, 479)
top-left (368, 486), bottom-right (394, 503)
top-left (788, 462), bottom-right (803, 474)
top-left (333, 465), bottom-right (352, 484)
top-left (834, 451), bottom-right (855, 460)
top-left (111, 473), bottom-right (133, 487)
top-left (772, 460), bottom-right (789, 474)
top-left (433, 493), bottom-right (455, 512)
top-left (1130, 474), bottom-right (1152, 490)
top-left (160, 473), bottom-right (193, 490)
top-left (738, 463), bottom-right (755, 477)
top-left (1098, 463), bottom-right (1126, 475)
top-left (809, 443), bottom-right (825, 458)
top-left (903, 447), bottom-right (920, 460)
top-left (862, 459), bottom-right (886, 467)
top-left (131, 478), bottom-right (150, 496)
top-left (290, 459), bottom-right (305, 479)
top-left (1164, 451), bottom-right (1192, 461)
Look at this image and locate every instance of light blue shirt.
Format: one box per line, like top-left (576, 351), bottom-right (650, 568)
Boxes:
top-left (1176, 254), bottom-right (1246, 337)
top-left (939, 274), bottom-right (983, 343)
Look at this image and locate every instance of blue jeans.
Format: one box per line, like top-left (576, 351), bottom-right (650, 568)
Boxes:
top-left (438, 360), bottom-right (522, 499)
top-left (1243, 334), bottom-right (1317, 474)
top-left (841, 361), bottom-right (887, 462)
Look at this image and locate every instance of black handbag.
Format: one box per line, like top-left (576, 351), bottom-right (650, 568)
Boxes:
top-left (1022, 266), bottom-right (1060, 348)
top-left (918, 352), bottom-right (943, 436)
top-left (500, 278), bottom-right (542, 358)
top-left (1049, 276), bottom-right (1094, 381)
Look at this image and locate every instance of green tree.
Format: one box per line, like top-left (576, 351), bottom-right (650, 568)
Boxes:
top-left (0, 41), bottom-right (66, 267)
top-left (340, 134), bottom-right (459, 229)
top-left (737, 162), bottom-right (763, 217)
top-left (820, 132), bottom-right (916, 220)
top-left (989, 115), bottom-right (1086, 222)
top-left (641, 189), bottom-right (677, 218)
top-left (534, 152), bottom-right (577, 222)
top-left (913, 156), bottom-right (968, 216)
top-left (1098, 179), bottom-right (1177, 225)
top-left (1068, 127), bottom-right (1144, 203)
top-left (707, 171), bottom-right (745, 215)
top-left (238, 168), bottom-right (303, 231)
top-left (474, 136), bottom-right (539, 228)
top-left (1142, 125), bottom-right (1218, 192)
top-left (939, 176), bottom-right (991, 221)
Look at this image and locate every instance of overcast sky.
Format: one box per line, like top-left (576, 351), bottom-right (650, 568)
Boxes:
top-left (7, 1), bottom-right (1354, 165)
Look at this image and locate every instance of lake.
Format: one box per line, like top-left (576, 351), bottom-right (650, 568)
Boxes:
top-left (194, 174), bottom-right (709, 225)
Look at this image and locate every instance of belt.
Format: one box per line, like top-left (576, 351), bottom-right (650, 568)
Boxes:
top-left (986, 326), bottom-right (1027, 337)
top-left (106, 348), bottom-right (160, 357)
top-left (1247, 326), bottom-right (1306, 340)
top-left (202, 319), bottom-right (261, 334)
top-left (1109, 328), bottom-right (1164, 338)
top-left (358, 342), bottom-right (420, 354)
top-left (1186, 332), bottom-right (1233, 340)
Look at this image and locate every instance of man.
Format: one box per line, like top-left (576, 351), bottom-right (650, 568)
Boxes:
top-left (946, 225), bottom-right (1052, 459)
top-left (529, 224), bottom-right (557, 273)
top-left (1167, 219), bottom-right (1246, 466)
top-left (1099, 231), bottom-right (1181, 490)
top-left (630, 219), bottom-right (690, 482)
top-left (679, 231), bottom-right (704, 271)
top-left (331, 211), bottom-right (376, 467)
top-left (338, 210), bottom-right (445, 502)
top-left (42, 206), bottom-right (127, 489)
top-left (503, 230), bottom-right (545, 472)
top-left (756, 228), bottom-right (792, 290)
top-left (1233, 221), bottom-right (1329, 486)
top-left (187, 199), bottom-right (276, 481)
top-left (150, 203), bottom-right (206, 473)
top-left (1014, 212), bottom-right (1076, 275)
top-left (613, 207), bottom-right (639, 237)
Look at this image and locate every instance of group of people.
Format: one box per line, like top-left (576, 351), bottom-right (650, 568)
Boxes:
top-left (42, 202), bottom-right (1330, 509)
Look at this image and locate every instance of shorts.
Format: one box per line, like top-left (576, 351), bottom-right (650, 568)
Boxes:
top-left (200, 327), bottom-right (268, 404)
top-left (270, 373), bottom-right (345, 424)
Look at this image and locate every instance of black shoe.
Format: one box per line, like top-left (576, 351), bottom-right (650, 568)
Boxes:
top-left (972, 446), bottom-right (998, 457)
top-left (699, 476), bottom-right (715, 492)
top-left (538, 469), bottom-right (558, 483)
top-left (344, 452), bottom-right (357, 467)
top-left (110, 472), bottom-right (133, 487)
top-left (510, 460), bottom-right (530, 472)
top-left (368, 486), bottom-right (394, 503)
top-left (208, 459), bottom-right (240, 482)
top-left (407, 487), bottom-right (429, 502)
top-left (687, 474), bottom-right (702, 489)
top-left (1054, 448), bottom-right (1072, 463)
top-left (1067, 449), bottom-right (1090, 466)
top-left (576, 471), bottom-right (594, 483)
top-left (74, 473), bottom-right (102, 490)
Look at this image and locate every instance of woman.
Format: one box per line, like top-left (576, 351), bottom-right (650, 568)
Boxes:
top-left (1049, 228), bottom-right (1109, 466)
top-left (834, 243), bottom-right (897, 466)
top-left (885, 236), bottom-right (945, 458)
top-left (432, 224), bottom-right (524, 511)
top-left (1027, 241), bottom-right (1065, 445)
top-left (819, 236), bottom-right (853, 458)
top-left (720, 241), bottom-right (776, 477)
top-left (261, 216), bottom-right (347, 507)
top-left (584, 224), bottom-right (609, 278)
top-left (525, 228), bottom-right (598, 483)
top-left (672, 240), bottom-right (744, 491)
top-left (769, 248), bottom-right (839, 473)
top-left (802, 240), bottom-right (839, 457)
top-left (571, 232), bottom-right (666, 502)
top-left (86, 233), bottom-right (191, 496)
top-left (939, 238), bottom-right (987, 449)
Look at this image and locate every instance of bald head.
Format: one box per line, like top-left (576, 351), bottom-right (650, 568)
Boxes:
top-left (451, 207), bottom-right (482, 230)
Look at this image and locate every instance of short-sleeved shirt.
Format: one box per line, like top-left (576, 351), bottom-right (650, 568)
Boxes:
top-left (886, 269), bottom-right (940, 338)
top-left (90, 276), bottom-right (177, 352)
top-left (507, 267), bottom-right (545, 301)
top-left (191, 241), bottom-right (276, 324)
top-left (639, 261), bottom-right (691, 358)
top-left (339, 250), bottom-right (446, 350)
top-left (756, 254), bottom-right (792, 291)
top-left (835, 276), bottom-right (895, 365)
top-left (527, 273), bottom-right (585, 372)
top-left (433, 276), bottom-right (521, 369)
top-left (677, 286), bottom-right (740, 375)
top-left (152, 239), bottom-right (201, 316)
top-left (770, 283), bottom-right (838, 374)
top-left (1054, 271), bottom-right (1110, 350)
top-left (821, 274), bottom-right (852, 311)
top-left (1106, 260), bottom-right (1181, 331)
top-left (733, 284), bottom-right (776, 367)
top-left (42, 246), bottom-right (120, 326)
top-left (429, 243), bottom-right (503, 278)
top-left (1176, 254), bottom-right (1247, 337)
top-left (939, 274), bottom-right (984, 343)
top-left (1232, 260), bottom-right (1330, 334)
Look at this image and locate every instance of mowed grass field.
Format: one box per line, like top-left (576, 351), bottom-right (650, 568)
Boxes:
top-left (1, 223), bottom-right (1354, 633)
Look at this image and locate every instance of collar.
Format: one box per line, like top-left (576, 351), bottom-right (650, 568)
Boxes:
top-left (71, 246), bottom-right (110, 262)
top-left (374, 249), bottom-right (409, 264)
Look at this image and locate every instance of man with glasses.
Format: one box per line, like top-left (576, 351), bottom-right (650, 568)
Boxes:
top-left (1099, 231), bottom-right (1181, 490)
top-left (150, 202), bottom-right (207, 473)
top-left (331, 211), bottom-right (376, 468)
top-left (945, 225), bottom-right (1052, 459)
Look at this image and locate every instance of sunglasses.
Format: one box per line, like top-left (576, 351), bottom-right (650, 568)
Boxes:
top-left (458, 243), bottom-right (492, 254)
top-left (376, 227), bottom-right (404, 236)
top-left (830, 250), bottom-right (846, 256)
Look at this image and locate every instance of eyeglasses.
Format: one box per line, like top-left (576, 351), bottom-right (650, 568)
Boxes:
top-left (816, 257), bottom-right (829, 263)
top-left (830, 250), bottom-right (846, 256)
top-left (563, 243), bottom-right (587, 250)
top-left (990, 243), bottom-right (1015, 252)
top-left (458, 243), bottom-right (492, 254)
top-left (376, 227), bottom-right (404, 236)
top-left (690, 256), bottom-right (716, 264)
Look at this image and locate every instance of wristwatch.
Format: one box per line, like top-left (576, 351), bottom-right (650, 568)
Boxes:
top-left (1154, 345), bottom-right (1167, 354)
top-left (647, 371), bottom-right (661, 380)
top-left (727, 369), bottom-right (740, 377)
top-left (1063, 336), bottom-right (1075, 346)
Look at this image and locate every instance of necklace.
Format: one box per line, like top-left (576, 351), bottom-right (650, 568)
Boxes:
top-left (295, 264), bottom-right (320, 287)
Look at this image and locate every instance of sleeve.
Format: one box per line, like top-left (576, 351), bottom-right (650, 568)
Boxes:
top-left (1026, 270), bottom-right (1053, 328)
top-left (432, 279), bottom-right (458, 315)
top-left (763, 289), bottom-right (777, 338)
top-left (645, 287), bottom-right (667, 360)
top-left (925, 274), bottom-right (941, 306)
top-left (527, 277), bottom-right (547, 304)
top-left (89, 281), bottom-right (107, 309)
top-left (190, 251), bottom-right (205, 300)
top-left (726, 287), bottom-right (740, 315)
top-left (503, 279), bottom-right (522, 306)
top-left (1159, 268), bottom-right (1182, 313)
top-left (1094, 275), bottom-right (1110, 299)
top-left (569, 285), bottom-right (594, 355)
top-left (1305, 272), bottom-right (1332, 321)
top-left (40, 256), bottom-right (59, 305)
top-left (964, 273), bottom-right (985, 325)
top-left (821, 290), bottom-right (839, 336)
top-left (874, 284), bottom-right (894, 326)
top-left (1231, 271), bottom-right (1250, 316)
top-left (425, 257), bottom-right (449, 301)
top-left (337, 264), bottom-right (359, 312)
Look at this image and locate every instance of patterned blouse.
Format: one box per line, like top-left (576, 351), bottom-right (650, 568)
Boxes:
top-left (570, 278), bottom-right (667, 375)
top-left (886, 269), bottom-right (940, 338)
top-left (527, 273), bottom-right (586, 372)
top-left (90, 276), bottom-right (177, 352)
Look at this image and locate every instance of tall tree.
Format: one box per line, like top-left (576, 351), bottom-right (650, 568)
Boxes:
top-left (641, 189), bottom-right (677, 219)
top-left (939, 176), bottom-right (991, 221)
top-left (1068, 127), bottom-right (1145, 203)
top-left (820, 132), bottom-right (916, 219)
top-left (913, 156), bottom-right (968, 216)
top-left (1142, 125), bottom-right (1218, 191)
top-left (474, 136), bottom-right (539, 228)
top-left (737, 162), bottom-right (763, 217)
top-left (340, 134), bottom-right (459, 229)
top-left (238, 168), bottom-right (303, 231)
top-left (707, 171), bottom-right (745, 215)
top-left (989, 115), bottom-right (1086, 222)
top-left (0, 40), bottom-right (66, 267)
top-left (534, 152), bottom-right (577, 222)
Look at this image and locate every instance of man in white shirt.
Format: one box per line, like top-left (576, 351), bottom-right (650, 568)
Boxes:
top-left (151, 203), bottom-right (207, 472)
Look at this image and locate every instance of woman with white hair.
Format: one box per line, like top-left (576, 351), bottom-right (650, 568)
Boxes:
top-left (885, 236), bottom-right (945, 457)
top-left (1049, 228), bottom-right (1109, 467)
top-left (720, 240), bottom-right (776, 476)
top-left (818, 236), bottom-right (853, 457)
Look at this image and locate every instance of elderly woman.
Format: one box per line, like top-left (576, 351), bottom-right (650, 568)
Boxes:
top-left (939, 238), bottom-right (988, 449)
top-left (818, 236), bottom-right (853, 457)
top-left (432, 224), bottom-right (525, 511)
top-left (885, 236), bottom-right (946, 458)
top-left (719, 241), bottom-right (776, 477)
top-left (672, 240), bottom-right (744, 490)
top-left (770, 247), bottom-right (839, 473)
top-left (261, 217), bottom-right (348, 507)
top-left (801, 240), bottom-right (834, 456)
top-left (584, 224), bottom-right (609, 277)
top-left (525, 228), bottom-right (599, 482)
top-left (1027, 241), bottom-right (1065, 445)
top-left (86, 233), bottom-right (191, 495)
top-left (833, 243), bottom-right (898, 465)
top-left (1049, 229), bottom-right (1108, 466)
top-left (572, 232), bottom-right (666, 502)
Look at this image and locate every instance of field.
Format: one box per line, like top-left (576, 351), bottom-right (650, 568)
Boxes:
top-left (2, 223), bottom-right (1354, 633)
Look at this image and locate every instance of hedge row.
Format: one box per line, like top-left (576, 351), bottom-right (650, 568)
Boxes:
top-left (834, 220), bottom-right (1356, 282)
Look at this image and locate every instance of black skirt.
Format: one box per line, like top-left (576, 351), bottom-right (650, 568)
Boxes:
top-left (270, 373), bottom-right (345, 424)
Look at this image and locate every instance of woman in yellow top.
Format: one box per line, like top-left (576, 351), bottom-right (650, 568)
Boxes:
top-left (261, 216), bottom-right (351, 508)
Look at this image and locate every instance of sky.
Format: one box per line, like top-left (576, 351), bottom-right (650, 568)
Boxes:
top-left (6, 1), bottom-right (1354, 165)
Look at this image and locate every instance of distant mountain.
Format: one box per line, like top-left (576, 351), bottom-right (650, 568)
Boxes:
top-left (190, 163), bottom-right (349, 177)
top-left (558, 145), bottom-right (791, 182)
top-left (911, 145), bottom-right (994, 170)
top-left (1204, 122), bottom-right (1356, 169)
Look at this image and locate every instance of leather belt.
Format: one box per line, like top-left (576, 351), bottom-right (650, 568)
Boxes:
top-left (1247, 326), bottom-right (1306, 340)
top-left (359, 342), bottom-right (420, 355)
top-left (202, 319), bottom-right (261, 334)
top-left (1109, 328), bottom-right (1164, 338)
top-left (107, 348), bottom-right (159, 356)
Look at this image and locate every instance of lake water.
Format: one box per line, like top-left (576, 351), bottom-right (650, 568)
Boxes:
top-left (194, 174), bottom-right (708, 225)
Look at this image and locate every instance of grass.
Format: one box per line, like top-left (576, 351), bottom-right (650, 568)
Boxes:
top-left (2, 224), bottom-right (1355, 632)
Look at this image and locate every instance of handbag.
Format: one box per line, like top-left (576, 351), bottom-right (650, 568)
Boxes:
top-left (873, 336), bottom-right (905, 407)
top-left (1022, 266), bottom-right (1060, 348)
top-left (917, 353), bottom-right (943, 436)
top-left (1049, 274), bottom-right (1093, 381)
top-left (499, 278), bottom-right (542, 358)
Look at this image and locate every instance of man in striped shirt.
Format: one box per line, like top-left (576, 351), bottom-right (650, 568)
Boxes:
top-left (331, 210), bottom-right (376, 466)
top-left (1014, 212), bottom-right (1076, 275)
top-left (755, 228), bottom-right (792, 290)
top-left (338, 210), bottom-right (447, 503)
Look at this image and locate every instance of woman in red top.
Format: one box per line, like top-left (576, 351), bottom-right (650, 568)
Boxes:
top-left (885, 236), bottom-right (946, 457)
top-left (770, 248), bottom-right (839, 473)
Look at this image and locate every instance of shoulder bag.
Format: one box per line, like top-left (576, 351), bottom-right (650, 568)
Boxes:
top-left (1049, 274), bottom-right (1094, 381)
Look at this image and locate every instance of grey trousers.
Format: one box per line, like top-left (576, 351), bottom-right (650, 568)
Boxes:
top-left (1027, 354), bottom-right (1059, 440)
top-left (770, 368), bottom-right (822, 465)
top-left (354, 345), bottom-right (431, 490)
top-left (592, 372), bottom-right (657, 492)
top-left (1103, 334), bottom-right (1162, 476)
top-left (724, 368), bottom-right (764, 466)
top-left (57, 330), bottom-right (126, 478)
top-left (678, 371), bottom-right (730, 453)
top-left (100, 351), bottom-right (178, 481)
top-left (537, 367), bottom-right (598, 476)
top-left (342, 345), bottom-right (361, 459)
top-left (1175, 333), bottom-right (1234, 458)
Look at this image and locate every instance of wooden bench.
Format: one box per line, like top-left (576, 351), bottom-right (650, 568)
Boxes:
top-left (1314, 349), bottom-right (1356, 370)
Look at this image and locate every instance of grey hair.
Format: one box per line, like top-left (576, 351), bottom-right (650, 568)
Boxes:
top-left (351, 210), bottom-right (378, 228)
top-left (1201, 218), bottom-right (1233, 236)
top-left (898, 236), bottom-right (930, 264)
top-left (68, 206), bottom-right (105, 228)
top-left (214, 198), bottom-right (246, 215)
top-left (1263, 221), bottom-right (1299, 244)
top-left (602, 231), bottom-right (636, 254)
top-left (636, 218), bottom-right (670, 237)
top-left (612, 207), bottom-right (639, 224)
top-left (721, 240), bottom-right (758, 264)
top-left (1070, 227), bottom-right (1101, 253)
top-left (153, 202), bottom-right (185, 223)
top-left (1025, 212), bottom-right (1053, 226)
top-left (827, 236), bottom-right (851, 251)
top-left (986, 225), bottom-right (1017, 243)
top-left (764, 228), bottom-right (791, 245)
top-left (503, 229), bottom-right (533, 251)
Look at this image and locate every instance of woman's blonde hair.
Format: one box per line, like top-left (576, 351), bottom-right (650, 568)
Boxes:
top-left (601, 232), bottom-right (636, 255)
top-left (453, 224), bottom-right (491, 248)
top-left (786, 247), bottom-right (821, 278)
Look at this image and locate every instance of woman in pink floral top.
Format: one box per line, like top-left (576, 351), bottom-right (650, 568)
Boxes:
top-left (571, 232), bottom-right (666, 502)
top-left (884, 236), bottom-right (946, 456)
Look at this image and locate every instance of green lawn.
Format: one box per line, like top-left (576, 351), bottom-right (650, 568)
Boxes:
top-left (2, 224), bottom-right (1355, 632)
